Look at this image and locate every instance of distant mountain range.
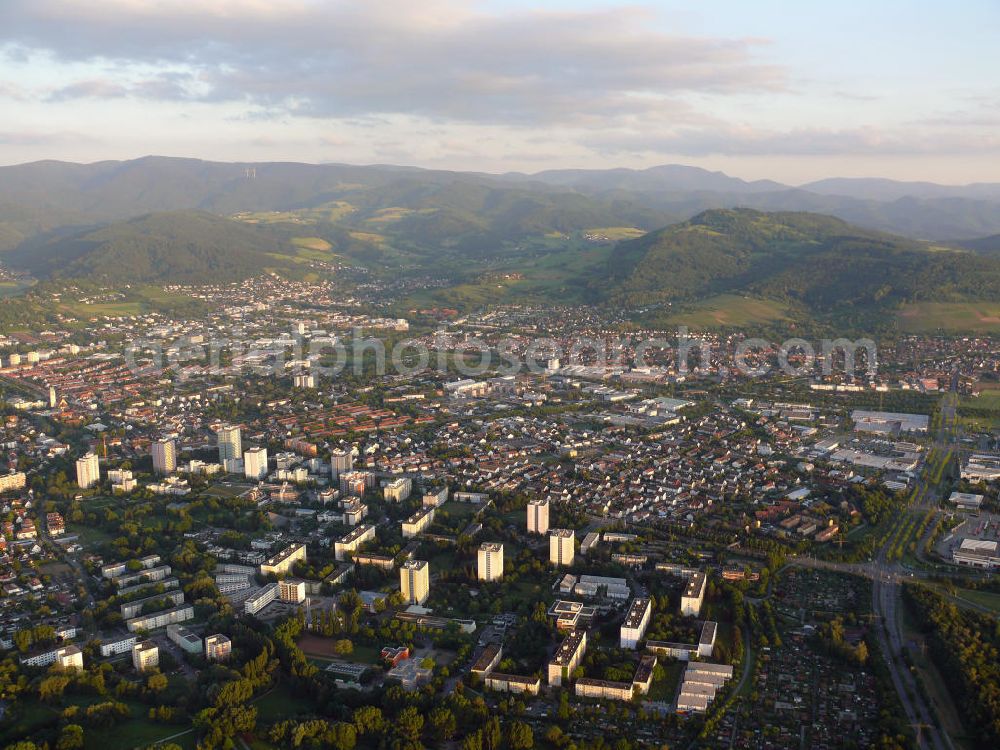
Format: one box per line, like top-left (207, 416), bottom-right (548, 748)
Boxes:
top-left (1, 157), bottom-right (999, 250)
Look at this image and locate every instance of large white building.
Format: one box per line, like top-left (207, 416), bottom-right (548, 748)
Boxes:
top-left (244, 583), bottom-right (280, 615)
top-left (400, 560), bottom-right (430, 605)
top-left (681, 572), bottom-right (707, 616)
top-left (548, 629), bottom-right (587, 686)
top-left (477, 542), bottom-right (504, 582)
top-left (152, 438), bottom-right (177, 474)
top-left (260, 543), bottom-right (307, 577)
top-left (244, 446), bottom-right (269, 480)
top-left (217, 425), bottom-right (242, 463)
top-left (549, 529), bottom-right (575, 567)
top-left (55, 645), bottom-right (84, 672)
top-left (527, 497), bottom-right (550, 535)
top-left (402, 506), bottom-right (435, 538)
top-left (76, 452), bottom-right (100, 489)
top-left (330, 448), bottom-right (353, 478)
top-left (132, 641), bottom-right (159, 672)
top-left (205, 634), bottom-right (232, 661)
top-left (382, 477), bottom-right (412, 502)
top-left (334, 524), bottom-right (375, 561)
top-left (620, 597), bottom-right (652, 648)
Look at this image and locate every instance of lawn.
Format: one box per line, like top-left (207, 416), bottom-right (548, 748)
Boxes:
top-left (953, 587), bottom-right (1000, 615)
top-left (254, 686), bottom-right (315, 723)
top-left (897, 302), bottom-right (1000, 333)
top-left (663, 294), bottom-right (791, 328)
top-left (646, 659), bottom-right (685, 702)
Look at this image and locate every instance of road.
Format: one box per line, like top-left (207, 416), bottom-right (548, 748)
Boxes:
top-left (788, 388), bottom-right (966, 750)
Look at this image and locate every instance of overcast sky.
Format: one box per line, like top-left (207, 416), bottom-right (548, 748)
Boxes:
top-left (1, 0), bottom-right (998, 183)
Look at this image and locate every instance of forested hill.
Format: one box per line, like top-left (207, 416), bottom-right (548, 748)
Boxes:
top-left (6, 210), bottom-right (285, 284)
top-left (605, 208), bottom-right (1000, 317)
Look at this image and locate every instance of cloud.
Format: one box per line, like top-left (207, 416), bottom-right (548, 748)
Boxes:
top-left (0, 0), bottom-right (783, 126)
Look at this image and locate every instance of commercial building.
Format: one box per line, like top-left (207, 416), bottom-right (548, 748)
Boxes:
top-left (953, 538), bottom-right (1000, 569)
top-left (166, 624), bottom-right (203, 654)
top-left (279, 578), bottom-right (307, 603)
top-left (334, 524), bottom-right (375, 561)
top-left (961, 453), bottom-right (1000, 482)
top-left (681, 571), bottom-right (707, 616)
top-left (400, 560), bottom-right (430, 605)
top-left (548, 629), bottom-right (587, 686)
top-left (547, 600), bottom-right (598, 631)
top-left (574, 574), bottom-right (629, 600)
top-left (132, 641), bottom-right (159, 672)
top-left (217, 425), bottom-right (242, 463)
top-left (620, 597), bottom-right (652, 648)
top-left (527, 497), bottom-right (549, 535)
top-left (851, 410), bottom-right (928, 435)
top-left (948, 492), bottom-right (984, 511)
top-left (244, 583), bottom-right (280, 615)
top-left (244, 446), bottom-right (269, 480)
top-left (76, 452), bottom-right (100, 489)
top-left (477, 542), bottom-right (504, 581)
top-left (260, 543), bottom-right (307, 577)
top-left (205, 634), bottom-right (232, 661)
top-left (402, 506), bottom-right (435, 538)
top-left (152, 438), bottom-right (177, 474)
top-left (549, 528), bottom-right (575, 567)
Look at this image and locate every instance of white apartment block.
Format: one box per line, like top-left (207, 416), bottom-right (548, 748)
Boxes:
top-left (205, 634), bottom-right (232, 661)
top-left (55, 645), bottom-right (84, 671)
top-left (477, 542), bottom-right (504, 582)
top-left (126, 604), bottom-right (194, 633)
top-left (548, 629), bottom-right (587, 686)
top-left (620, 597), bottom-right (651, 648)
top-left (279, 578), bottom-right (306, 603)
top-left (330, 448), bottom-right (353, 478)
top-left (334, 524), bottom-right (375, 561)
top-left (217, 425), bottom-right (242, 463)
top-left (244, 583), bottom-right (280, 615)
top-left (382, 477), bottom-right (412, 502)
top-left (99, 636), bottom-right (137, 657)
top-left (400, 560), bottom-right (430, 605)
top-left (527, 497), bottom-right (550, 535)
top-left (132, 641), bottom-right (159, 672)
top-left (76, 452), bottom-right (100, 489)
top-left (152, 438), bottom-right (177, 474)
top-left (260, 543), bottom-right (307, 577)
top-left (549, 529), bottom-right (575, 567)
top-left (681, 572), bottom-right (707, 617)
top-left (244, 446), bottom-right (269, 480)
top-left (402, 506), bottom-right (435, 538)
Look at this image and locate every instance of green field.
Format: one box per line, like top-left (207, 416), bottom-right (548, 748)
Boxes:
top-left (898, 302), bottom-right (1000, 333)
top-left (583, 226), bottom-right (646, 240)
top-left (291, 236), bottom-right (333, 251)
top-left (663, 294), bottom-right (791, 328)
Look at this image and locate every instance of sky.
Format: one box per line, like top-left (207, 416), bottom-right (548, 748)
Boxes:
top-left (0, 0), bottom-right (998, 184)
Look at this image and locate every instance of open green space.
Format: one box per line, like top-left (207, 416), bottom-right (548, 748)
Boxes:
top-left (897, 301), bottom-right (1000, 333)
top-left (661, 294), bottom-right (792, 328)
